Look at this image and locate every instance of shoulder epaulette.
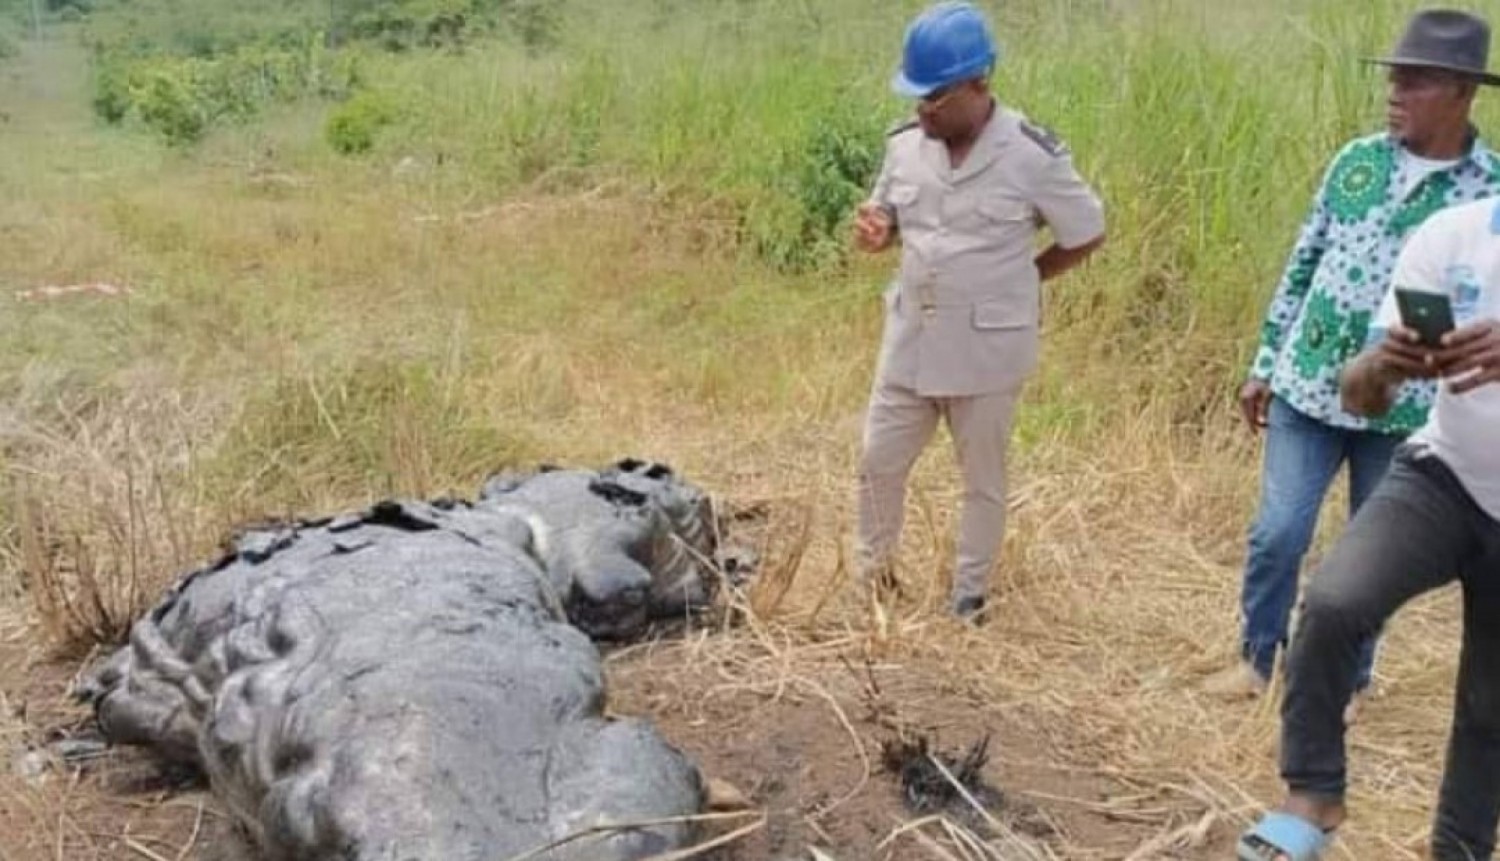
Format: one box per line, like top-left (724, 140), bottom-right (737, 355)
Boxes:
top-left (1018, 120), bottom-right (1069, 157)
top-left (887, 118), bottom-right (920, 138)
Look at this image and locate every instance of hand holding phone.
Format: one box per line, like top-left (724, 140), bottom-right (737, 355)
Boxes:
top-left (1394, 287), bottom-right (1456, 348)
top-left (1435, 319), bottom-right (1500, 394)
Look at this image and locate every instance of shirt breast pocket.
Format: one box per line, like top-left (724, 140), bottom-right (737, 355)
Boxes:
top-left (888, 182), bottom-right (920, 207)
top-left (969, 197), bottom-right (1035, 241)
top-left (979, 198), bottom-right (1033, 225)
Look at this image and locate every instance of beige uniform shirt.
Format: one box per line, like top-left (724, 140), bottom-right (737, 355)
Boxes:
top-left (869, 105), bottom-right (1105, 397)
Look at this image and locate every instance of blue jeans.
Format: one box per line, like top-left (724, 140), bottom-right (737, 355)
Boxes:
top-left (1240, 398), bottom-right (1400, 688)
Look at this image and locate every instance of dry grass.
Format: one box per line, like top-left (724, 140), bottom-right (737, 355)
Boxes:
top-left (608, 418), bottom-right (1463, 859)
top-left (0, 26), bottom-right (1478, 861)
top-left (3, 391), bottom-right (227, 654)
top-left (0, 234), bottom-right (1467, 861)
top-left (0, 394), bottom-right (1467, 859)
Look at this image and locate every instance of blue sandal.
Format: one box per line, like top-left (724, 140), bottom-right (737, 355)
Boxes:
top-left (1237, 811), bottom-right (1332, 860)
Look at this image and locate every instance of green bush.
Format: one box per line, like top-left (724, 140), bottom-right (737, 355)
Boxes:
top-left (77, 0), bottom-right (537, 145)
top-left (89, 35), bottom-right (359, 141)
top-left (792, 112), bottom-right (884, 251)
top-left (48, 0), bottom-right (95, 14)
top-left (349, 0), bottom-right (468, 52)
top-left (508, 0), bottom-right (560, 54)
top-left (748, 107), bottom-right (885, 271)
top-left (91, 62), bottom-right (131, 123)
top-left (131, 62), bottom-right (209, 145)
top-left (341, 0), bottom-right (561, 52)
top-left (76, 0), bottom-right (563, 59)
top-left (325, 90), bottom-right (394, 154)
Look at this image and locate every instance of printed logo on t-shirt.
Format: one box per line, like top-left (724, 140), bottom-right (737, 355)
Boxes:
top-left (1442, 264), bottom-right (1484, 323)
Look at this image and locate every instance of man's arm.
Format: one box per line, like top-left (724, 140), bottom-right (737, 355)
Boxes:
top-left (1341, 349), bottom-right (1395, 418)
top-left (854, 141), bottom-right (899, 254)
top-left (1248, 187), bottom-right (1333, 382)
top-left (1347, 319), bottom-right (1500, 410)
top-left (1434, 319), bottom-right (1500, 394)
top-left (1029, 146), bottom-right (1105, 282)
top-left (1343, 210), bottom-right (1449, 416)
top-left (1341, 328), bottom-right (1437, 417)
top-left (1236, 156), bottom-right (1341, 431)
top-left (1036, 233), bottom-right (1105, 282)
top-left (1237, 228), bottom-right (1328, 433)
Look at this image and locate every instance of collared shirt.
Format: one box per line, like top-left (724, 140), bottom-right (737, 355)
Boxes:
top-left (1251, 131), bottom-right (1500, 433)
top-left (1375, 197), bottom-right (1500, 521)
top-left (867, 105), bottom-right (1106, 397)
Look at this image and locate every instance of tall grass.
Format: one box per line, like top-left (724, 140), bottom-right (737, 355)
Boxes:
top-left (4, 1), bottom-right (1497, 855)
top-left (6, 0), bottom-right (1498, 638)
top-left (337, 0), bottom-right (1500, 405)
top-left (2, 0), bottom-right (1492, 602)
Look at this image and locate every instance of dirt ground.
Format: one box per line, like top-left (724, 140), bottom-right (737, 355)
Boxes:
top-left (0, 612), bottom-right (1239, 861)
top-left (606, 635), bottom-right (1240, 861)
top-left (0, 629), bottom-right (235, 861)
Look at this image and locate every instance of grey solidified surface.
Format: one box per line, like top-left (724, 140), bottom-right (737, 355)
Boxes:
top-left (477, 458), bottom-right (718, 638)
top-left (76, 460), bottom-right (717, 860)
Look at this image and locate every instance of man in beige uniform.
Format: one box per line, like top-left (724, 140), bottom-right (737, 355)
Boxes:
top-left (855, 1), bottom-right (1106, 619)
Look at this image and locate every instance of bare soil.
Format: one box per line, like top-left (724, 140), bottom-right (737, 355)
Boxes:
top-left (2, 617), bottom-right (1242, 861)
top-left (607, 639), bottom-right (1240, 860)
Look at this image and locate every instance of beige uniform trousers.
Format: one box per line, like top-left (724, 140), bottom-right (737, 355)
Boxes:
top-left (856, 379), bottom-right (1021, 604)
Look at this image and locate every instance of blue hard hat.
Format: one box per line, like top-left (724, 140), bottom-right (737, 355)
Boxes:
top-left (891, 2), bottom-right (1000, 98)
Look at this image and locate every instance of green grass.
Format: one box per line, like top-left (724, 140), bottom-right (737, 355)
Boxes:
top-left (4, 0), bottom-right (1500, 629)
top-left (5, 6), bottom-right (1498, 855)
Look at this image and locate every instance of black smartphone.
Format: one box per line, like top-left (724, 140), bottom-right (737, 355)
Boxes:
top-left (1394, 288), bottom-right (1456, 348)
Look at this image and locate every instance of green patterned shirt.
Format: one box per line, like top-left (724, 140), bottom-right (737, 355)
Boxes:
top-left (1251, 132), bottom-right (1500, 433)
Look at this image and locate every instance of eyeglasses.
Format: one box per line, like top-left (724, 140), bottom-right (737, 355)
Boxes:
top-left (918, 84), bottom-right (962, 111)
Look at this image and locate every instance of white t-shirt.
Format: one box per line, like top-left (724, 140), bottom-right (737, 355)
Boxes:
top-left (1377, 197), bottom-right (1500, 522)
top-left (1396, 148), bottom-right (1461, 198)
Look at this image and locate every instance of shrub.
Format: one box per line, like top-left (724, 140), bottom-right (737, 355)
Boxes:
top-left (325, 89), bottom-right (394, 155)
top-left (131, 61), bottom-right (209, 145)
top-left (91, 62), bottom-right (132, 123)
top-left (90, 36), bottom-right (358, 140)
top-left (749, 106), bottom-right (885, 271)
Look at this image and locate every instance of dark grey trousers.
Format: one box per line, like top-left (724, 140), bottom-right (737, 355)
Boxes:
top-left (1281, 445), bottom-right (1500, 860)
